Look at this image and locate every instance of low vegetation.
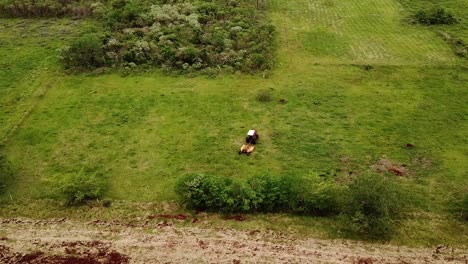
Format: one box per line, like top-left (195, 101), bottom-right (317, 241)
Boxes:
top-left (176, 173), bottom-right (406, 239)
top-left (341, 174), bottom-right (406, 240)
top-left (176, 173), bottom-right (343, 215)
top-left (56, 170), bottom-right (108, 205)
top-left (438, 31), bottom-right (467, 58)
top-left (0, 0), bottom-right (96, 18)
top-left (60, 0), bottom-right (275, 73)
top-left (413, 8), bottom-right (458, 25)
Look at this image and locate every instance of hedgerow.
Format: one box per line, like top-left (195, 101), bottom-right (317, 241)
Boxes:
top-left (176, 173), bottom-right (407, 239)
top-left (175, 173), bottom-right (344, 215)
top-left (59, 0), bottom-right (276, 73)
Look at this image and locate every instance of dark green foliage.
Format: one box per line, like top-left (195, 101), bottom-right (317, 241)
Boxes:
top-left (62, 0), bottom-right (276, 73)
top-left (61, 34), bottom-right (105, 69)
top-left (57, 170), bottom-right (108, 205)
top-left (342, 174), bottom-right (405, 239)
top-left (175, 173), bottom-right (343, 215)
top-left (0, 153), bottom-right (14, 195)
top-left (414, 8), bottom-right (458, 25)
top-left (247, 174), bottom-right (289, 211)
top-left (175, 173), bottom-right (232, 212)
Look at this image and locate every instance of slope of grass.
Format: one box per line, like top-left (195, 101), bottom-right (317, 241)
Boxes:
top-left (0, 0), bottom-right (467, 246)
top-left (269, 0), bottom-right (461, 66)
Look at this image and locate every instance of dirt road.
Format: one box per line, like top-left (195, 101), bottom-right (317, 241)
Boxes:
top-left (0, 218), bottom-right (466, 263)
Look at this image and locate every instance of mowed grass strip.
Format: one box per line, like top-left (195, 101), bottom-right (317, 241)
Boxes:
top-left (269, 0), bottom-right (458, 65)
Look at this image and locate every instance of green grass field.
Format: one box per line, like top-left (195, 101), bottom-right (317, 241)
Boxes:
top-left (1, 0), bottom-right (467, 246)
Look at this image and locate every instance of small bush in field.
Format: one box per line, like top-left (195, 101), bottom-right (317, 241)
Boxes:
top-left (342, 174), bottom-right (405, 239)
top-left (414, 8), bottom-right (457, 25)
top-left (61, 33), bottom-right (105, 69)
top-left (58, 170), bottom-right (107, 205)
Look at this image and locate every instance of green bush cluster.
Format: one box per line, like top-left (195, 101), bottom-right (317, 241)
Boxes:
top-left (57, 170), bottom-right (108, 205)
top-left (176, 173), bottom-right (406, 239)
top-left (0, 0), bottom-right (97, 18)
top-left (414, 8), bottom-right (458, 25)
top-left (61, 33), bottom-right (106, 69)
top-left (176, 173), bottom-right (343, 215)
top-left (61, 0), bottom-right (276, 73)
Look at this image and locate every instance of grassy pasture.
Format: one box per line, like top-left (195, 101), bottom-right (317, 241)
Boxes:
top-left (0, 0), bottom-right (467, 245)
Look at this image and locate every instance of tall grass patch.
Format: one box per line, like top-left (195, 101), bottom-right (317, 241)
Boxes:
top-left (55, 170), bottom-right (108, 205)
top-left (341, 174), bottom-right (407, 240)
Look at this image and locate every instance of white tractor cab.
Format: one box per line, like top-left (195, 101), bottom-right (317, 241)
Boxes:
top-left (239, 130), bottom-right (259, 156)
top-left (246, 129), bottom-right (259, 144)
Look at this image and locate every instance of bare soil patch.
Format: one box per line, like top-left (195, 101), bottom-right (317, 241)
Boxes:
top-left (373, 157), bottom-right (408, 176)
top-left (1, 218), bottom-right (467, 263)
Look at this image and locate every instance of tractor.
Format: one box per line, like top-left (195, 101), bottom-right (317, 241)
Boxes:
top-left (239, 130), bottom-right (259, 156)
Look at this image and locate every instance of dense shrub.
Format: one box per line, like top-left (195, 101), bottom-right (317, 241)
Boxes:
top-left (414, 8), bottom-right (458, 25)
top-left (175, 173), bottom-right (343, 215)
top-left (57, 170), bottom-right (108, 205)
top-left (62, 0), bottom-right (276, 73)
top-left (0, 153), bottom-right (14, 195)
top-left (61, 34), bottom-right (106, 69)
top-left (247, 174), bottom-right (289, 211)
top-left (175, 173), bottom-right (232, 212)
top-left (341, 174), bottom-right (405, 239)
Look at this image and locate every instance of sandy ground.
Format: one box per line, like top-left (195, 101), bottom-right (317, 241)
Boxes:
top-left (0, 217), bottom-right (467, 264)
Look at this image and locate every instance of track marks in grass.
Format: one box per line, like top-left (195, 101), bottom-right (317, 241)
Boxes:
top-left (270, 0), bottom-right (457, 65)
